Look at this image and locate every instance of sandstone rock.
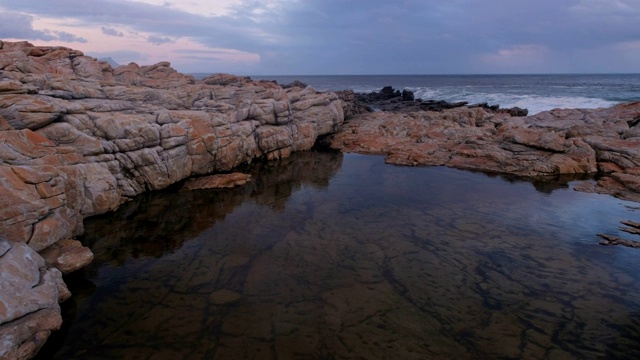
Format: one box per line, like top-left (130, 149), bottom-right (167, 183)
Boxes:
top-left (202, 73), bottom-right (252, 86)
top-left (182, 172), bottom-right (251, 190)
top-left (28, 207), bottom-right (83, 252)
top-left (0, 240), bottom-right (65, 359)
top-left (39, 239), bottom-right (94, 274)
top-left (0, 241), bottom-right (64, 324)
top-left (327, 102), bottom-right (640, 200)
top-left (0, 94), bottom-right (66, 130)
top-left (0, 309), bottom-right (62, 360)
top-left (209, 289), bottom-right (243, 305)
top-left (0, 40), bottom-right (349, 358)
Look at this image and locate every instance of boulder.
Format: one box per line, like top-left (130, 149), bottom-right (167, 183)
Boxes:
top-left (0, 240), bottom-right (65, 360)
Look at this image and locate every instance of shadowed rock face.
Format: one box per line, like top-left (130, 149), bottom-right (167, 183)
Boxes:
top-left (326, 102), bottom-right (640, 202)
top-left (0, 41), bottom-right (347, 359)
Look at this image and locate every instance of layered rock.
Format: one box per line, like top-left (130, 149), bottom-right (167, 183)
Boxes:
top-left (0, 40), bottom-right (347, 359)
top-left (326, 102), bottom-right (640, 201)
top-left (0, 239), bottom-right (68, 360)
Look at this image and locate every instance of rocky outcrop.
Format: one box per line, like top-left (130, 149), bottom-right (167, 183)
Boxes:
top-left (182, 172), bottom-right (251, 190)
top-left (0, 40), bottom-right (347, 359)
top-left (326, 102), bottom-right (640, 202)
top-left (0, 239), bottom-right (68, 360)
top-left (355, 86), bottom-right (528, 115)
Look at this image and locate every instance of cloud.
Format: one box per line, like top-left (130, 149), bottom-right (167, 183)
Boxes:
top-left (173, 47), bottom-right (260, 63)
top-left (86, 49), bottom-right (144, 65)
top-left (51, 30), bottom-right (87, 43)
top-left (0, 0), bottom-right (639, 74)
top-left (0, 10), bottom-right (85, 42)
top-left (479, 45), bottom-right (551, 72)
top-left (101, 26), bottom-right (124, 37)
top-left (148, 36), bottom-right (173, 45)
top-left (568, 0), bottom-right (640, 15)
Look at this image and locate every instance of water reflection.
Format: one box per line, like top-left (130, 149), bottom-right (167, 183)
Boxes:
top-left (38, 151), bottom-right (640, 359)
top-left (81, 150), bottom-right (343, 266)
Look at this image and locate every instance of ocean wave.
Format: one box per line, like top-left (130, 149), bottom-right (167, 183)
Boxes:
top-left (409, 88), bottom-right (620, 115)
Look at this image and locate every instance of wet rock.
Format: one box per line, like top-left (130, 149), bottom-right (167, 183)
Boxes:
top-left (0, 40), bottom-right (350, 358)
top-left (201, 73), bottom-right (252, 86)
top-left (282, 80), bottom-right (309, 89)
top-left (597, 234), bottom-right (640, 248)
top-left (353, 86), bottom-right (527, 115)
top-left (328, 102), bottom-right (640, 200)
top-left (39, 239), bottom-right (94, 274)
top-left (0, 240), bottom-right (65, 359)
top-left (210, 290), bottom-right (243, 305)
top-left (182, 172), bottom-right (251, 190)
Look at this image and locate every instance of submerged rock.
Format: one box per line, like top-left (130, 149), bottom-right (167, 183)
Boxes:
top-left (0, 41), bottom-right (349, 359)
top-left (210, 289), bottom-right (243, 305)
top-left (182, 172), bottom-right (251, 190)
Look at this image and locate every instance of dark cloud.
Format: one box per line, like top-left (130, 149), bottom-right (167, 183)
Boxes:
top-left (0, 10), bottom-right (88, 43)
top-left (51, 30), bottom-right (87, 43)
top-left (0, 11), bottom-right (61, 42)
top-left (1, 0), bottom-right (639, 74)
top-left (101, 26), bottom-right (124, 37)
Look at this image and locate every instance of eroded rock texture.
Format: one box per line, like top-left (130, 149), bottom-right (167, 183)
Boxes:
top-left (327, 102), bottom-right (640, 201)
top-left (0, 239), bottom-right (67, 360)
top-left (0, 40), bottom-right (346, 359)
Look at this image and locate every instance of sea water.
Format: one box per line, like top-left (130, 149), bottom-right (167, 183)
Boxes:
top-left (38, 151), bottom-right (640, 359)
top-left (252, 74), bottom-right (640, 115)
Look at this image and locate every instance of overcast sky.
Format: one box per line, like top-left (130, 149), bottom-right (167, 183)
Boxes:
top-left (1, 0), bottom-right (639, 75)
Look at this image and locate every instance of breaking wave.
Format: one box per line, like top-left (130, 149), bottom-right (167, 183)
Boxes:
top-left (409, 88), bottom-right (621, 115)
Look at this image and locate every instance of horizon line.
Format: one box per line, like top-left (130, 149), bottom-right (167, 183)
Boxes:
top-left (189, 72), bottom-right (640, 77)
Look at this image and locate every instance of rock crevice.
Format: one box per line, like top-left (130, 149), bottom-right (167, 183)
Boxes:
top-left (326, 102), bottom-right (640, 201)
top-left (0, 41), bottom-right (348, 359)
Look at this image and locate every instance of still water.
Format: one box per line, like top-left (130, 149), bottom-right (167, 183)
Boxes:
top-left (39, 151), bottom-right (640, 359)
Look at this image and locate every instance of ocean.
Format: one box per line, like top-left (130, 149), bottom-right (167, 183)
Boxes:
top-left (251, 74), bottom-right (640, 115)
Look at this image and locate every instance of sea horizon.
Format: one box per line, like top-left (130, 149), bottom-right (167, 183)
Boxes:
top-left (192, 72), bottom-right (640, 78)
top-left (243, 73), bottom-right (640, 115)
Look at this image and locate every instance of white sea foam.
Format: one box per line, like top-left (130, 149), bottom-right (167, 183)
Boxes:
top-left (409, 87), bottom-right (620, 115)
top-left (492, 95), bottom-right (620, 115)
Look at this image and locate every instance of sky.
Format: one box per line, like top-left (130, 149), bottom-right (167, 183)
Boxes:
top-left (1, 0), bottom-right (639, 75)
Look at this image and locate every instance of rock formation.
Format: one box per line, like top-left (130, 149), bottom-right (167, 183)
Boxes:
top-left (2, 39), bottom-right (640, 358)
top-left (0, 40), bottom-right (347, 359)
top-left (354, 86), bottom-right (528, 115)
top-left (326, 102), bottom-right (640, 202)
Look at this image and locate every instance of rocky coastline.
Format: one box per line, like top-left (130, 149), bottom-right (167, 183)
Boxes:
top-left (0, 40), bottom-right (347, 359)
top-left (1, 40), bottom-right (640, 359)
top-left (326, 92), bottom-right (640, 202)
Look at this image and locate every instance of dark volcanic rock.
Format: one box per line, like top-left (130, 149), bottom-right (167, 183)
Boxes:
top-left (282, 80), bottom-right (309, 89)
top-left (354, 86), bottom-right (528, 115)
